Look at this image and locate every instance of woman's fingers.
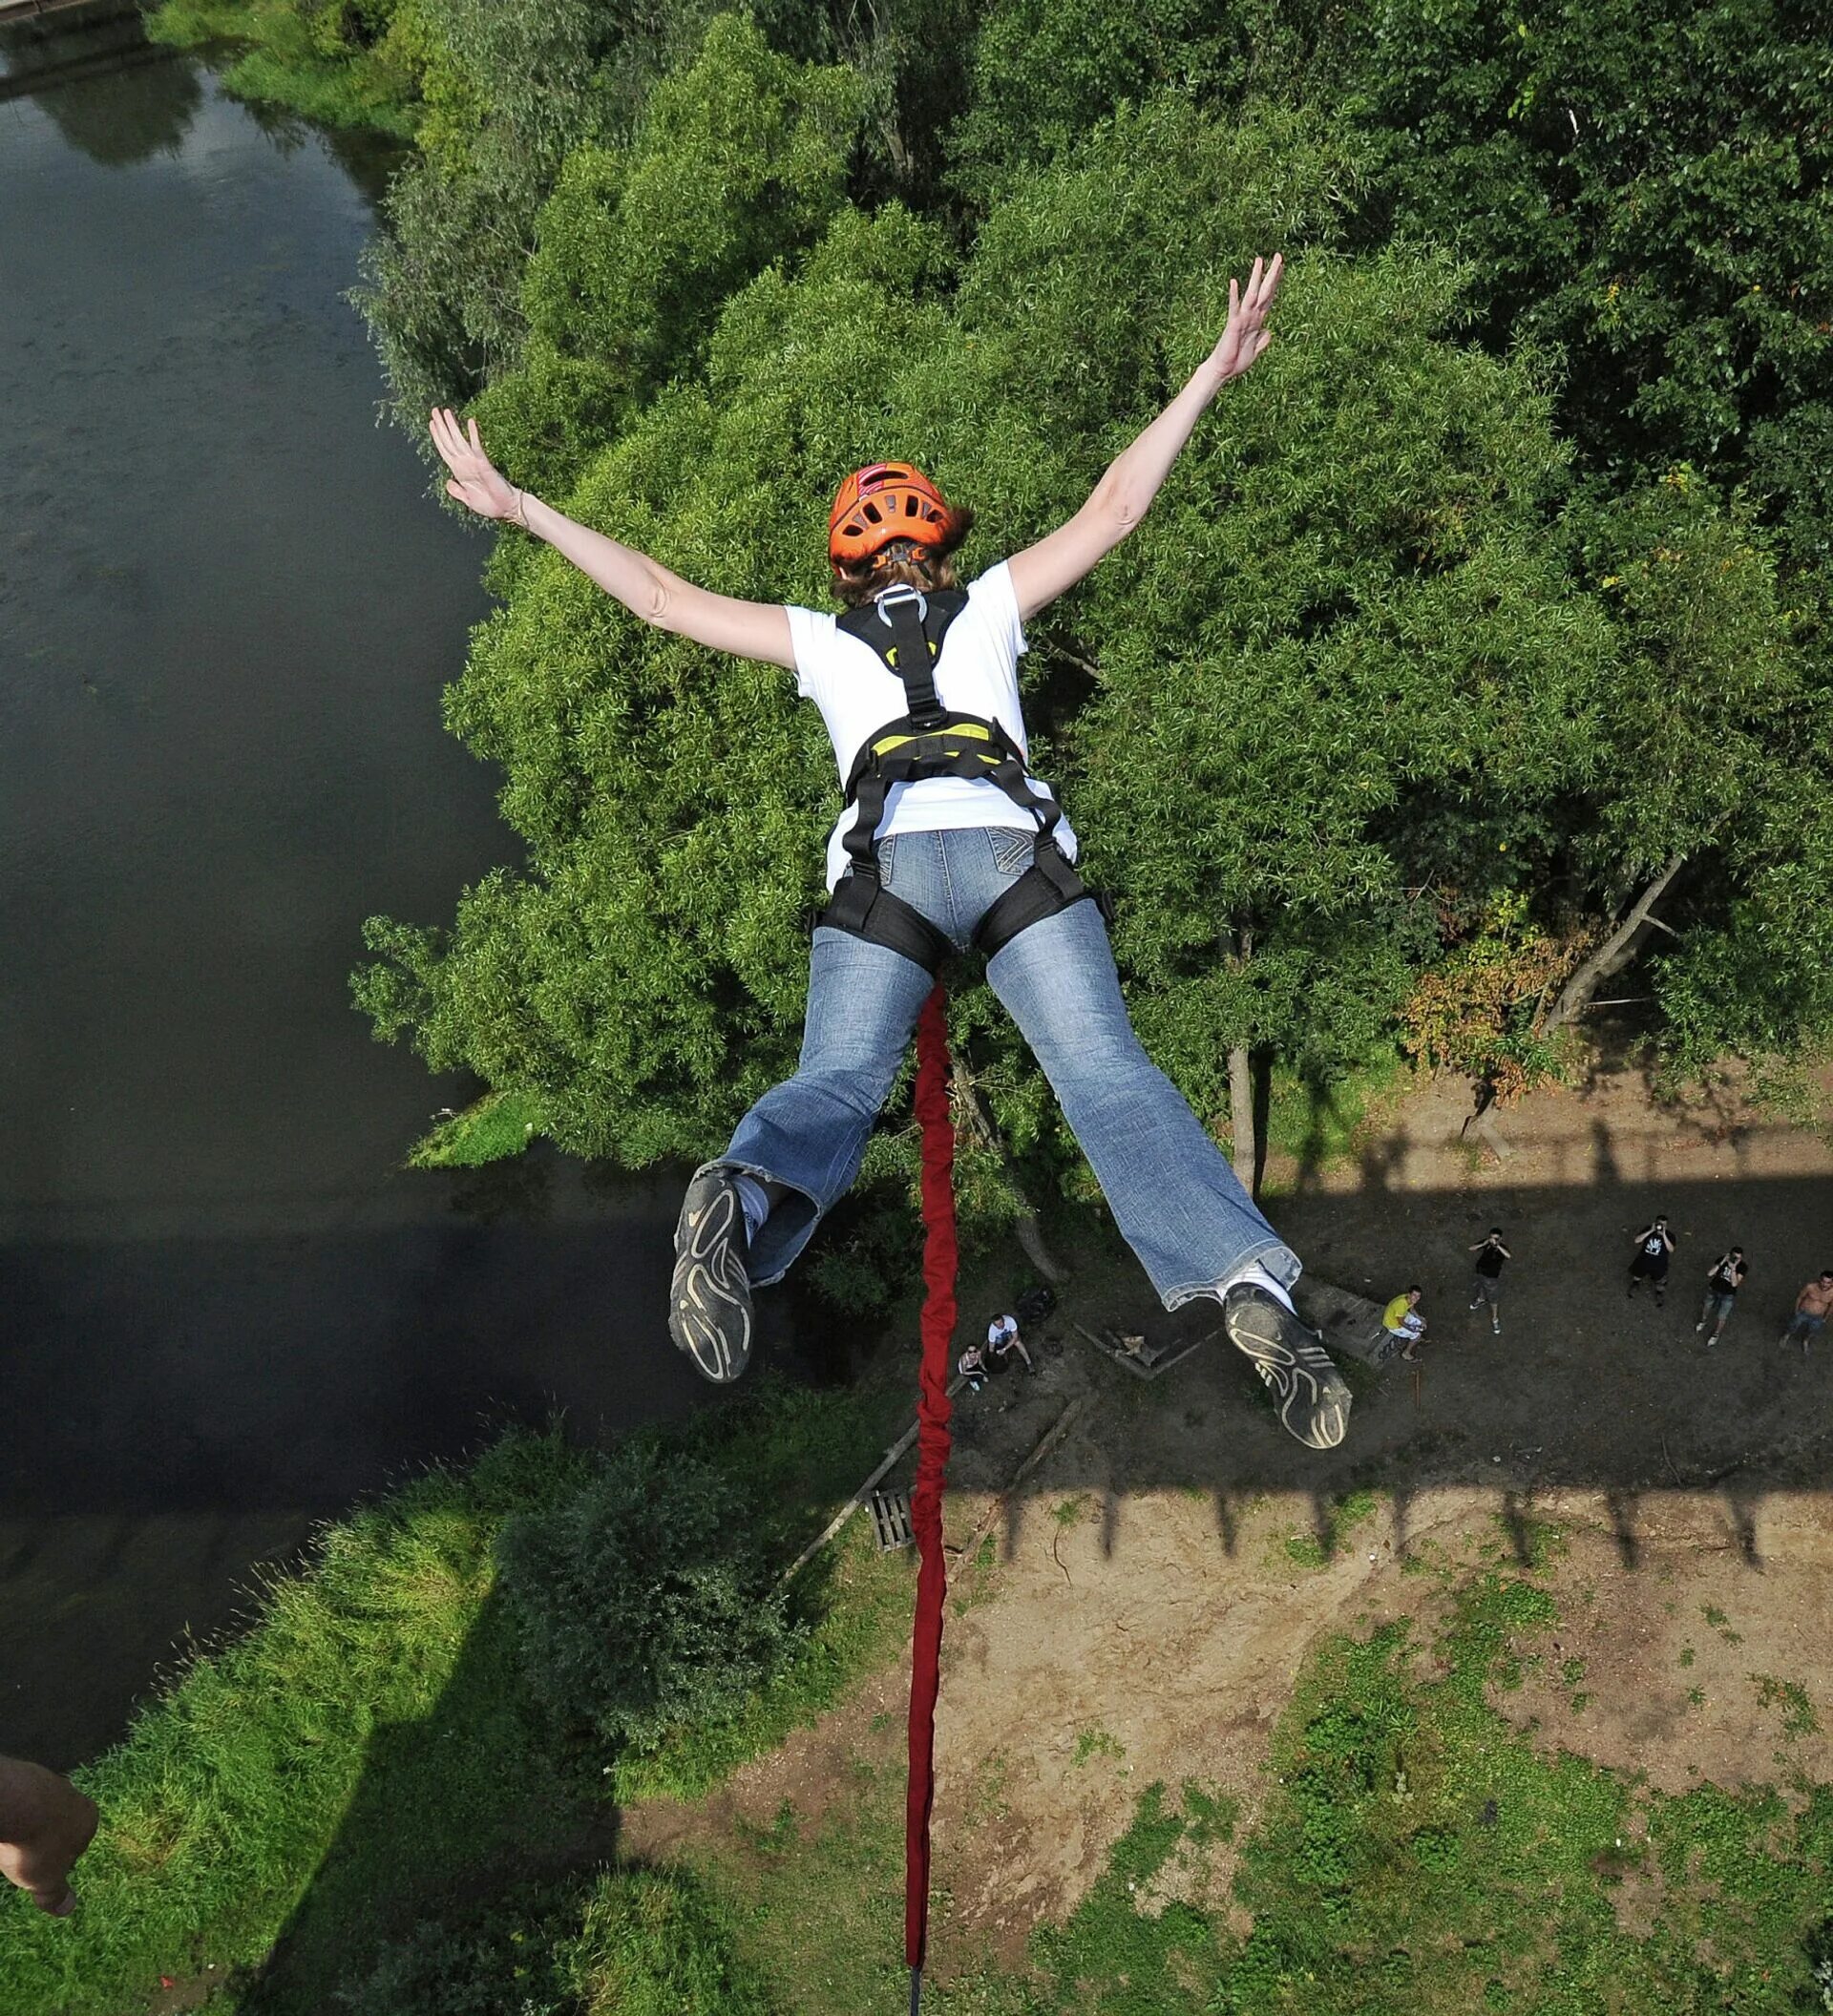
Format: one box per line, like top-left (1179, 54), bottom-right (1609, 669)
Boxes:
top-left (430, 407), bottom-right (465, 470)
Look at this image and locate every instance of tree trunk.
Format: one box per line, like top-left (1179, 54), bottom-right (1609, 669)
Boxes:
top-left (1536, 853), bottom-right (1686, 1039)
top-left (1228, 1044), bottom-right (1256, 1193)
top-left (949, 1055), bottom-right (1069, 1285)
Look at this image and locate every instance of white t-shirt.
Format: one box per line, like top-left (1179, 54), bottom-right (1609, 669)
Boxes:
top-left (987, 1314), bottom-right (1019, 1350)
top-left (785, 561), bottom-right (1079, 892)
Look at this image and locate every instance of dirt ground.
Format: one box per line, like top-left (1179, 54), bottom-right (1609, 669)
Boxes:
top-left (623, 1056), bottom-right (1833, 1969)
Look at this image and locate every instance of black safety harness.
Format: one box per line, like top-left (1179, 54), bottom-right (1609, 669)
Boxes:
top-left (814, 583), bottom-right (1106, 973)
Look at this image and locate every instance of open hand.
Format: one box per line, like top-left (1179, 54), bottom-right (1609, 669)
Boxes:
top-left (1209, 254), bottom-right (1283, 383)
top-left (429, 407), bottom-right (518, 519)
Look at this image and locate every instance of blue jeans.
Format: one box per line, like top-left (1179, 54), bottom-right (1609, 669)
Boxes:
top-left (718, 827), bottom-right (1298, 1304)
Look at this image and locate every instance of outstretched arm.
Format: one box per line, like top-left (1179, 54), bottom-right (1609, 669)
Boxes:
top-left (1006, 254), bottom-right (1282, 624)
top-left (429, 410), bottom-right (794, 668)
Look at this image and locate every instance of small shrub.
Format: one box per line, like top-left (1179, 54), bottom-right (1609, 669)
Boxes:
top-left (336, 1894), bottom-right (571, 2016)
top-left (495, 1443), bottom-right (800, 1754)
top-left (560, 1867), bottom-right (772, 2016)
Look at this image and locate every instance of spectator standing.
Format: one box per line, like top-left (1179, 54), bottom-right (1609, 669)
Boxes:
top-left (1695, 1247), bottom-right (1748, 1347)
top-left (1382, 1285), bottom-right (1427, 1362)
top-left (1466, 1229), bottom-right (1511, 1335)
top-left (1780, 1271), bottom-right (1833, 1354)
top-left (1627, 1218), bottom-right (1676, 1306)
top-left (985, 1312), bottom-right (1036, 1376)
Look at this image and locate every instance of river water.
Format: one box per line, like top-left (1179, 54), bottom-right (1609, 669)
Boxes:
top-left (0, 8), bottom-right (728, 1764)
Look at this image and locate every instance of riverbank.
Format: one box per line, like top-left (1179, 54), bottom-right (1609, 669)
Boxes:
top-left (0, 1374), bottom-right (917, 2014)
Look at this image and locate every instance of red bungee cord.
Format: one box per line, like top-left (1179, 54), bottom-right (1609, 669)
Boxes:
top-left (906, 982), bottom-right (959, 2015)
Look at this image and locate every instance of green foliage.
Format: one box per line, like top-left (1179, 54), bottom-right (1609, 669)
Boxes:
top-left (407, 1086), bottom-right (543, 1165)
top-left (147, 0), bottom-right (426, 135)
top-left (495, 1438), bottom-right (801, 1754)
top-left (1752, 1672), bottom-right (1821, 1737)
top-left (476, 18), bottom-right (868, 499)
top-left (0, 1433), bottom-right (588, 2016)
top-left (560, 1867), bottom-right (773, 2015)
top-left (332, 1865), bottom-right (769, 2016)
top-left (1072, 1726), bottom-right (1126, 1766)
top-left (0, 1372), bottom-right (922, 2015)
top-left (949, 0), bottom-right (1325, 201)
top-left (1321, 0), bottom-right (1833, 532)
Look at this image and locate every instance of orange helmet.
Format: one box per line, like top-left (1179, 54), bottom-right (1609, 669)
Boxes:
top-left (828, 462), bottom-right (955, 567)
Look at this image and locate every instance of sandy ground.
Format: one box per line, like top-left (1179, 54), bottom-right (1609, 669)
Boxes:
top-left (623, 1056), bottom-right (1833, 1966)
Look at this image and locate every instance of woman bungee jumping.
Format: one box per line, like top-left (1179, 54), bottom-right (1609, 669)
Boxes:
top-left (430, 252), bottom-right (1352, 1451)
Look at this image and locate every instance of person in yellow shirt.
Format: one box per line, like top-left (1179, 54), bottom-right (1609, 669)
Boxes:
top-left (1382, 1285), bottom-right (1427, 1362)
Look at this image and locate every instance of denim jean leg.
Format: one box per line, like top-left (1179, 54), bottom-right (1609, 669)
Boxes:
top-left (719, 922), bottom-right (936, 1286)
top-left (986, 895), bottom-right (1298, 1305)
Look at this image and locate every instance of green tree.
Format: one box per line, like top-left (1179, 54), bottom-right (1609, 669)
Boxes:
top-left (471, 16), bottom-right (867, 500)
top-left (1321, 0), bottom-right (1833, 561)
top-left (495, 1442), bottom-right (797, 1753)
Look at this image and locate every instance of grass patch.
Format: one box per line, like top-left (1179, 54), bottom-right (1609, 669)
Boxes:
top-left (1072, 1727), bottom-right (1126, 1768)
top-left (1281, 1487), bottom-right (1382, 1567)
top-left (1752, 1673), bottom-right (1821, 1738)
top-left (407, 1089), bottom-right (544, 1167)
top-left (1259, 1047), bottom-right (1411, 1188)
top-left (147, 0), bottom-right (421, 136)
top-left (0, 1432), bottom-right (588, 2016)
top-left (980, 1556), bottom-right (1833, 2012)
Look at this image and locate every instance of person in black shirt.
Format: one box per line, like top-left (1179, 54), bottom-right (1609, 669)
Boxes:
top-left (1695, 1246), bottom-right (1747, 1346)
top-left (1466, 1228), bottom-right (1511, 1335)
top-left (1628, 1217), bottom-right (1676, 1305)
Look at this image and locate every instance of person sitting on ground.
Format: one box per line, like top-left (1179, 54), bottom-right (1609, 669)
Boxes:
top-left (956, 1340), bottom-right (989, 1393)
top-left (1466, 1228), bottom-right (1510, 1336)
top-left (985, 1312), bottom-right (1036, 1376)
top-left (1382, 1285), bottom-right (1427, 1362)
top-left (430, 257), bottom-right (1355, 1455)
top-left (0, 1754), bottom-right (99, 1917)
top-left (1696, 1246), bottom-right (1748, 1347)
top-left (1781, 1270), bottom-right (1833, 1353)
top-left (1627, 1217), bottom-right (1675, 1305)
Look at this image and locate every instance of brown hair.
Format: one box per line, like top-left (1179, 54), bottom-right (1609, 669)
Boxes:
top-left (831, 512), bottom-right (976, 610)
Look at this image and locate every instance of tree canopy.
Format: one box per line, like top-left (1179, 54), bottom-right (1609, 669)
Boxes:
top-left (159, 0), bottom-right (1833, 1288)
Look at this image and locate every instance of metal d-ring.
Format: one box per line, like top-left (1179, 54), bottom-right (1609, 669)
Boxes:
top-left (874, 580), bottom-right (928, 625)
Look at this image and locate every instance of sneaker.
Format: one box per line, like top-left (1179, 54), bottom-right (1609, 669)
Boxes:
top-left (1220, 1285), bottom-right (1351, 1451)
top-left (668, 1166), bottom-right (754, 1383)
top-left (1491, 1320), bottom-right (1501, 1335)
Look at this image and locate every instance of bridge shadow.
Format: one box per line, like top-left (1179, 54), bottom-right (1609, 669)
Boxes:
top-left (0, 1157), bottom-right (837, 1767)
top-left (228, 1582), bottom-right (622, 2014)
top-left (940, 1166), bottom-right (1833, 1580)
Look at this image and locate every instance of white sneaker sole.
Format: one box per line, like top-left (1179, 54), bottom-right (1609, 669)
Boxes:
top-left (1222, 1291), bottom-right (1351, 1451)
top-left (668, 1177), bottom-right (753, 1383)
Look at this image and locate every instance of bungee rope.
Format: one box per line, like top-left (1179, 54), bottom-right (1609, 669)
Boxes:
top-left (906, 982), bottom-right (959, 2015)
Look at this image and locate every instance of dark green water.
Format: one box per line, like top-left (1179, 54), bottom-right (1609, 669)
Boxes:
top-left (0, 8), bottom-right (715, 1763)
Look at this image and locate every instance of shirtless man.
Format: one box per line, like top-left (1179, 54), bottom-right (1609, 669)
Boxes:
top-left (1781, 1270), bottom-right (1833, 1354)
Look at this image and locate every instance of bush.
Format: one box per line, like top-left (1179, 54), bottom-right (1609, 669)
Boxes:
top-left (335, 1891), bottom-right (572, 2016)
top-left (495, 1441), bottom-right (801, 1753)
top-left (334, 1867), bottom-right (769, 2016)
